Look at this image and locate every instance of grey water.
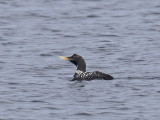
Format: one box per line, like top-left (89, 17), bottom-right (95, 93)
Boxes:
top-left (0, 0), bottom-right (160, 120)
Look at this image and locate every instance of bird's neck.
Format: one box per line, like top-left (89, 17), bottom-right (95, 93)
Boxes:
top-left (77, 60), bottom-right (86, 72)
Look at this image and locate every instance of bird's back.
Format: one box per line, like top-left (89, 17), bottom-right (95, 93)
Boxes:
top-left (72, 70), bottom-right (113, 81)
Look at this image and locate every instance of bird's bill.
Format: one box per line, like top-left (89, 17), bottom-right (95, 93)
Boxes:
top-left (59, 56), bottom-right (70, 61)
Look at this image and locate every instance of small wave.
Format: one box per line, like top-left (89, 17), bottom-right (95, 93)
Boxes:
top-left (43, 66), bottom-right (55, 69)
top-left (95, 34), bottom-right (120, 37)
top-left (0, 1), bottom-right (8, 4)
top-left (2, 42), bottom-right (15, 46)
top-left (41, 28), bottom-right (61, 33)
top-left (63, 35), bottom-right (77, 38)
top-left (0, 61), bottom-right (6, 63)
top-left (87, 14), bottom-right (99, 18)
top-left (117, 76), bottom-right (160, 80)
top-left (40, 53), bottom-right (53, 56)
top-left (43, 106), bottom-right (62, 110)
top-left (74, 112), bottom-right (93, 116)
top-left (30, 100), bottom-right (47, 103)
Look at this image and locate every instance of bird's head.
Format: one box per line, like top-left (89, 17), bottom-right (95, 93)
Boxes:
top-left (59, 54), bottom-right (86, 72)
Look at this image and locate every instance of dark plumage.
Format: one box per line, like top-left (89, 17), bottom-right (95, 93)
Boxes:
top-left (59, 54), bottom-right (114, 81)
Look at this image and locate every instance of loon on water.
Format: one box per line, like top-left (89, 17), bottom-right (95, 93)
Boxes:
top-left (59, 54), bottom-right (114, 81)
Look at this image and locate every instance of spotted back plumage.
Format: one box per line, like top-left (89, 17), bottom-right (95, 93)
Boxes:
top-left (72, 70), bottom-right (113, 81)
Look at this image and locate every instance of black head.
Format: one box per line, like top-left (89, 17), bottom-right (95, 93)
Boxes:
top-left (68, 54), bottom-right (83, 66)
top-left (59, 54), bottom-right (86, 72)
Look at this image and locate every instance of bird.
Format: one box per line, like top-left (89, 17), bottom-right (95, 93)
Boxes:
top-left (59, 54), bottom-right (114, 81)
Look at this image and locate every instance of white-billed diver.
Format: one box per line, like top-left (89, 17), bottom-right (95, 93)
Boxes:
top-left (59, 54), bottom-right (114, 81)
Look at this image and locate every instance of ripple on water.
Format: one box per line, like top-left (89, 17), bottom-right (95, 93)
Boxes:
top-left (74, 112), bottom-right (94, 116)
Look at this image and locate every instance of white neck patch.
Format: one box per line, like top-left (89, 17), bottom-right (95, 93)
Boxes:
top-left (75, 70), bottom-right (83, 74)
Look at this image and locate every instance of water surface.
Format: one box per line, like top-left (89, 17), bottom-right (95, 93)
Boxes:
top-left (0, 0), bottom-right (160, 120)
